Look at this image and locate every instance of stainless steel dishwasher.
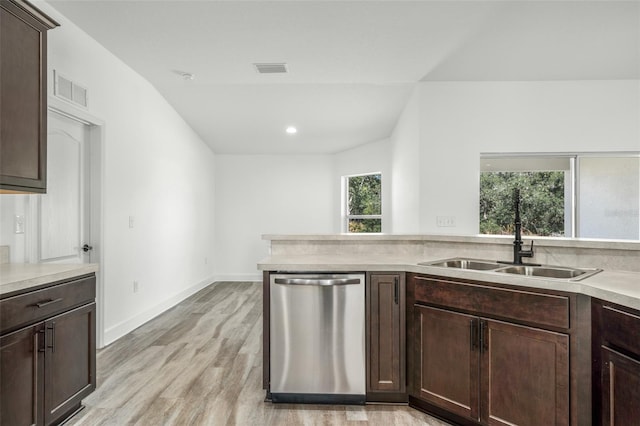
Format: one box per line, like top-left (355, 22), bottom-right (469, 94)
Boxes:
top-left (270, 273), bottom-right (365, 404)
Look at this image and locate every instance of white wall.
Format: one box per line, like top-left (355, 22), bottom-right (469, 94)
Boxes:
top-left (209, 80), bottom-right (640, 277)
top-left (390, 89), bottom-right (421, 233)
top-left (213, 142), bottom-right (392, 277)
top-left (36, 2), bottom-right (217, 345)
top-left (391, 80), bottom-right (640, 235)
top-left (0, 196), bottom-right (28, 263)
top-left (213, 155), bottom-right (334, 280)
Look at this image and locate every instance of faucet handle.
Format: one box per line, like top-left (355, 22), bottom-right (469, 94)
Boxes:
top-left (526, 240), bottom-right (535, 255)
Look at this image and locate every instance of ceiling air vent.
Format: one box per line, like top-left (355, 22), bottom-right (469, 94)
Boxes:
top-left (253, 63), bottom-right (288, 74)
top-left (54, 70), bottom-right (88, 108)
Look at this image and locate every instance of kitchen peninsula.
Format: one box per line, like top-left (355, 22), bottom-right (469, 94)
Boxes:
top-left (260, 234), bottom-right (640, 426)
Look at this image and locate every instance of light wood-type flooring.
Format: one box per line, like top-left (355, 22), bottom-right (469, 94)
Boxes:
top-left (67, 281), bottom-right (451, 426)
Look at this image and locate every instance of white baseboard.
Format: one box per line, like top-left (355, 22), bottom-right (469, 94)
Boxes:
top-left (213, 273), bottom-right (262, 282)
top-left (102, 275), bottom-right (215, 347)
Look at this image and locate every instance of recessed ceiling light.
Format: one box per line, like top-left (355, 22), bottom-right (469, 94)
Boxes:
top-left (286, 126), bottom-right (297, 134)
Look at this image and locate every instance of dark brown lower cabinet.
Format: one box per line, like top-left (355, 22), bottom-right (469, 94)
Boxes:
top-left (367, 273), bottom-right (406, 402)
top-left (0, 275), bottom-right (96, 426)
top-left (0, 323), bottom-right (44, 426)
top-left (413, 304), bottom-right (569, 426)
top-left (45, 303), bottom-right (96, 425)
top-left (601, 347), bottom-right (640, 425)
top-left (414, 305), bottom-right (478, 420)
top-left (593, 300), bottom-right (640, 426)
top-left (481, 318), bottom-right (569, 426)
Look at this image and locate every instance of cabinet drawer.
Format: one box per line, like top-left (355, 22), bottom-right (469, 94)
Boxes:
top-left (414, 276), bottom-right (569, 329)
top-left (601, 305), bottom-right (640, 356)
top-left (0, 275), bottom-right (95, 333)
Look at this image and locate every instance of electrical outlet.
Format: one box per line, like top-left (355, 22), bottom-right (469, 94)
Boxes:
top-left (133, 281), bottom-right (139, 293)
top-left (436, 216), bottom-right (457, 227)
top-left (129, 216), bottom-right (135, 228)
top-left (204, 257), bottom-right (208, 265)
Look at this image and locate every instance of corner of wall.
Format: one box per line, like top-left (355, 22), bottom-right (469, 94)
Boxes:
top-left (102, 275), bottom-right (215, 347)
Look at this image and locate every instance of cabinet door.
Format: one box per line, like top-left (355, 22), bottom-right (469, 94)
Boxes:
top-left (601, 346), bottom-right (640, 426)
top-left (44, 303), bottom-right (95, 425)
top-left (481, 319), bottom-right (569, 426)
top-left (0, 3), bottom-right (51, 193)
top-left (367, 274), bottom-right (405, 399)
top-left (413, 305), bottom-right (480, 421)
top-left (0, 323), bottom-right (44, 426)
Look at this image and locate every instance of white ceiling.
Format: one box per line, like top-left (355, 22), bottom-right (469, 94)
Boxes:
top-left (47, 0), bottom-right (640, 155)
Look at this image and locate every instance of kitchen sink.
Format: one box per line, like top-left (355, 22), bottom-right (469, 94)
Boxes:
top-left (420, 257), bottom-right (603, 281)
top-left (495, 265), bottom-right (602, 281)
top-left (419, 258), bottom-right (502, 271)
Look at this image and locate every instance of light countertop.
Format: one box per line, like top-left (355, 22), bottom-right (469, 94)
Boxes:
top-left (0, 263), bottom-right (99, 297)
top-left (258, 254), bottom-right (640, 311)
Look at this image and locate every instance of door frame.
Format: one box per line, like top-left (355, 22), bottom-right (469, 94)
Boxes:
top-left (45, 96), bottom-right (106, 348)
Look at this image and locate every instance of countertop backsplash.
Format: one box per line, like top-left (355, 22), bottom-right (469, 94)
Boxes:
top-left (264, 234), bottom-right (640, 273)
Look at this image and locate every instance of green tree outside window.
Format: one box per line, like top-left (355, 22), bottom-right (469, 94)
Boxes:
top-left (480, 171), bottom-right (565, 237)
top-left (347, 174), bottom-right (382, 233)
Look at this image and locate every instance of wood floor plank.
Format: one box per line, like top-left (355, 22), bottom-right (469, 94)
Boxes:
top-left (67, 281), bottom-right (451, 425)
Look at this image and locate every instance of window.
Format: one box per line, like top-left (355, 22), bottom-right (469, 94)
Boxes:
top-left (480, 153), bottom-right (640, 240)
top-left (344, 173), bottom-right (382, 233)
top-left (578, 156), bottom-right (639, 239)
top-left (480, 156), bottom-right (571, 237)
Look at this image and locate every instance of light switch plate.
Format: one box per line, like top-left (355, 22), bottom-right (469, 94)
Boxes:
top-left (14, 215), bottom-right (25, 234)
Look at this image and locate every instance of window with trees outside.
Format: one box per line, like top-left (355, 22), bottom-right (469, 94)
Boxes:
top-left (480, 154), bottom-right (640, 240)
top-left (344, 173), bottom-right (382, 233)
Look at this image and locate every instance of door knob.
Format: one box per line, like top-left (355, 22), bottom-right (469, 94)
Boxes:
top-left (82, 244), bottom-right (93, 252)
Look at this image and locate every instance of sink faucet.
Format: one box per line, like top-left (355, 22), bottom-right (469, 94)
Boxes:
top-left (512, 188), bottom-right (535, 265)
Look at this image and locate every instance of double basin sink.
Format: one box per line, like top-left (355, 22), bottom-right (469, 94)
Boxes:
top-left (419, 258), bottom-right (602, 281)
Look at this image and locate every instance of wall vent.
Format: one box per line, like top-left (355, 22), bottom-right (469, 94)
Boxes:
top-left (54, 71), bottom-right (88, 108)
top-left (253, 63), bottom-right (288, 74)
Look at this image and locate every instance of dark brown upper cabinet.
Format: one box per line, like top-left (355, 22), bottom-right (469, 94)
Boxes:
top-left (0, 0), bottom-right (59, 194)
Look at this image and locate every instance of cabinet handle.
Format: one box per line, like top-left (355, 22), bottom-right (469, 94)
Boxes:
top-left (394, 276), bottom-right (399, 304)
top-left (38, 328), bottom-right (46, 353)
top-left (35, 298), bottom-right (63, 308)
top-left (33, 332), bottom-right (39, 422)
top-left (47, 322), bottom-right (56, 353)
top-left (480, 321), bottom-right (488, 353)
top-left (470, 319), bottom-right (478, 351)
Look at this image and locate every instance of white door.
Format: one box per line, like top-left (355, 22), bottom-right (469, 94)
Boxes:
top-left (38, 111), bottom-right (91, 263)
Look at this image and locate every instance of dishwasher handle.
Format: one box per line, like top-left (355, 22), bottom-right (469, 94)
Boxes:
top-left (274, 277), bottom-right (361, 286)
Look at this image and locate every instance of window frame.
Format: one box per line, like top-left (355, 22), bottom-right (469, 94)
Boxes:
top-left (480, 152), bottom-right (640, 239)
top-left (480, 153), bottom-right (575, 237)
top-left (342, 172), bottom-right (383, 233)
